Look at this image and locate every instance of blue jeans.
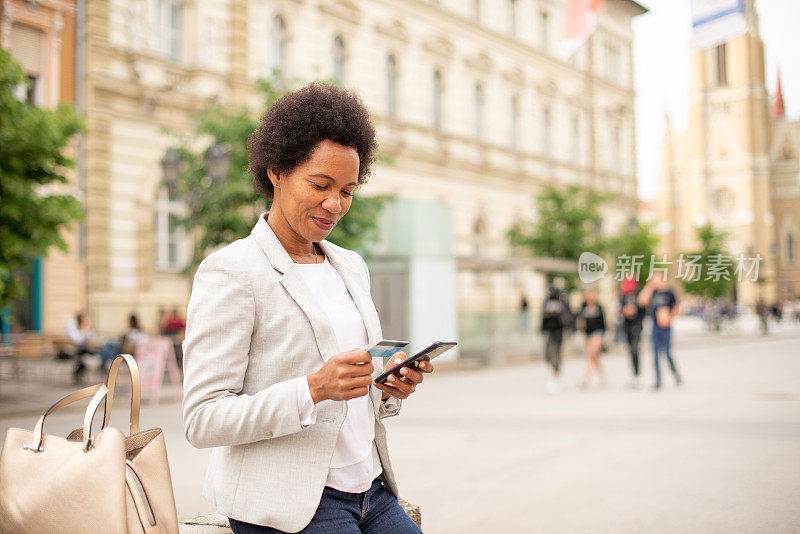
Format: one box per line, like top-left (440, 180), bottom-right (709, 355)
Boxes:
top-left (228, 478), bottom-right (422, 534)
top-left (651, 326), bottom-right (680, 386)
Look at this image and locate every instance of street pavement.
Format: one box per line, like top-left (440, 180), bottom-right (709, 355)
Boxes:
top-left (1, 328), bottom-right (798, 533)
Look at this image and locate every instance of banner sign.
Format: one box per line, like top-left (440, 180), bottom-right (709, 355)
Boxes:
top-left (691, 0), bottom-right (747, 50)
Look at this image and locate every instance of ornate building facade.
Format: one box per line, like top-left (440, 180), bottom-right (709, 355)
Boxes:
top-left (656, 4), bottom-right (800, 304)
top-left (9, 0), bottom-right (646, 338)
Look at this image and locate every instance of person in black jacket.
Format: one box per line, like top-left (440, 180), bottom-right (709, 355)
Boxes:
top-left (578, 288), bottom-right (606, 388)
top-left (541, 285), bottom-right (568, 393)
top-left (619, 275), bottom-right (646, 388)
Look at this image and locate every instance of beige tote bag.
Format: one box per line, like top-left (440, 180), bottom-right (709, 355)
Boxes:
top-left (0, 354), bottom-right (179, 534)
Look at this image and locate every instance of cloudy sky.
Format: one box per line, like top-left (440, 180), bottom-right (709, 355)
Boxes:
top-left (633, 0), bottom-right (799, 200)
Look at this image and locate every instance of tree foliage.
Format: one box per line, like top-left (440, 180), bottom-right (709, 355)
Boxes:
top-left (679, 224), bottom-right (734, 299)
top-left (607, 220), bottom-right (660, 283)
top-left (0, 48), bottom-right (84, 313)
top-left (168, 71), bottom-right (389, 274)
top-left (506, 185), bottom-right (609, 289)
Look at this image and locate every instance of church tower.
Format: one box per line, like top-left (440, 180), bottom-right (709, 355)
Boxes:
top-left (658, 1), bottom-right (780, 304)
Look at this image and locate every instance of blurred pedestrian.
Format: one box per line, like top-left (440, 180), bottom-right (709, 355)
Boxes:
top-left (771, 300), bottom-right (783, 323)
top-left (520, 295), bottom-right (530, 332)
top-left (157, 306), bottom-right (167, 335)
top-left (162, 308), bottom-right (185, 336)
top-left (638, 272), bottom-right (682, 390)
top-left (97, 313), bottom-right (149, 370)
top-left (122, 314), bottom-right (148, 352)
top-left (619, 274), bottom-right (645, 388)
top-left (541, 286), bottom-right (566, 393)
top-left (65, 311), bottom-right (99, 383)
top-left (755, 299), bottom-right (769, 335)
top-left (578, 288), bottom-right (605, 388)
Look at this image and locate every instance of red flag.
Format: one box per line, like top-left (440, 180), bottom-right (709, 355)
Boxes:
top-left (560, 0), bottom-right (606, 60)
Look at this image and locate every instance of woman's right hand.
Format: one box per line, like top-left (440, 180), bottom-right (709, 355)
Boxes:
top-left (307, 347), bottom-right (374, 403)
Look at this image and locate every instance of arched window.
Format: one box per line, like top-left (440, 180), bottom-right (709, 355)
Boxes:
top-left (271, 16), bottom-right (287, 73)
top-left (433, 69), bottom-right (443, 130)
top-left (787, 232), bottom-right (796, 264)
top-left (387, 54), bottom-right (397, 118)
top-left (333, 35), bottom-right (345, 83)
top-left (474, 83), bottom-right (484, 140)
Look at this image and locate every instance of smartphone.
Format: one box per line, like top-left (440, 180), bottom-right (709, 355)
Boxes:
top-left (374, 341), bottom-right (457, 384)
top-left (367, 340), bottom-right (409, 360)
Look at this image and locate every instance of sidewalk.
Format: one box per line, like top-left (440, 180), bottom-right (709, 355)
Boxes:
top-left (2, 318), bottom-right (798, 420)
top-left (2, 328), bottom-right (799, 531)
top-left (0, 364), bottom-right (183, 420)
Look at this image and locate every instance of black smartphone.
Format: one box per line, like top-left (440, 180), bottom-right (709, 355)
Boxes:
top-left (374, 341), bottom-right (457, 384)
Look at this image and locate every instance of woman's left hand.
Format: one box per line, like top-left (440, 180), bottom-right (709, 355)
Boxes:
top-left (373, 353), bottom-right (434, 400)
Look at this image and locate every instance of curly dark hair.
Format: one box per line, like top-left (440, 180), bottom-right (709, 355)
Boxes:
top-left (248, 83), bottom-right (377, 199)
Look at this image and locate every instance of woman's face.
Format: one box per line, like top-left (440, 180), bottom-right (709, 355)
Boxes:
top-left (585, 289), bottom-right (596, 304)
top-left (269, 139), bottom-right (359, 243)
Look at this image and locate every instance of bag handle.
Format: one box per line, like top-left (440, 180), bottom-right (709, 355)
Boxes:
top-left (102, 353), bottom-right (141, 435)
top-left (27, 383), bottom-right (109, 453)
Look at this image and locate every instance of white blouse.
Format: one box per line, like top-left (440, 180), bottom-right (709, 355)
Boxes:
top-left (294, 257), bottom-right (398, 493)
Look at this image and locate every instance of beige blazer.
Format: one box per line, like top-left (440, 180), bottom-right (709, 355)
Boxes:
top-left (182, 213), bottom-right (401, 532)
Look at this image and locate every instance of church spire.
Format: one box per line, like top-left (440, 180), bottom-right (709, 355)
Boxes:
top-left (772, 67), bottom-right (785, 119)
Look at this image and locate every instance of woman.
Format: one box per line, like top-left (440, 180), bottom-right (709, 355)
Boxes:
top-left (182, 84), bottom-right (430, 534)
top-left (578, 288), bottom-right (605, 388)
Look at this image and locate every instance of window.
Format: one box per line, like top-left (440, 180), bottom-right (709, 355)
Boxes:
top-left (387, 54), bottom-right (397, 118)
top-left (472, 217), bottom-right (486, 256)
top-left (474, 0), bottom-right (481, 22)
top-left (787, 232), bottom-right (796, 264)
top-left (571, 115), bottom-right (580, 163)
top-left (154, 186), bottom-right (186, 270)
top-left (157, 0), bottom-right (182, 61)
top-left (510, 94), bottom-right (519, 149)
top-left (333, 35), bottom-right (345, 83)
top-left (611, 123), bottom-right (621, 170)
top-left (541, 105), bottom-right (551, 156)
top-left (715, 43), bottom-right (727, 85)
top-left (13, 75), bottom-right (40, 104)
top-left (509, 0), bottom-right (518, 36)
top-left (605, 42), bottom-right (620, 82)
top-left (539, 10), bottom-right (549, 52)
top-left (474, 83), bottom-right (484, 140)
top-left (433, 69), bottom-right (443, 131)
top-left (10, 24), bottom-right (46, 105)
top-left (271, 16), bottom-right (287, 73)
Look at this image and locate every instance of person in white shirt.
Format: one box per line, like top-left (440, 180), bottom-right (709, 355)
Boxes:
top-left (182, 84), bottom-right (431, 534)
top-left (65, 311), bottom-right (98, 383)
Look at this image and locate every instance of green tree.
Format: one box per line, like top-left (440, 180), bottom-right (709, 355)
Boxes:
top-left (680, 224), bottom-right (733, 299)
top-left (168, 71), bottom-right (389, 274)
top-left (0, 49), bottom-right (84, 322)
top-left (608, 220), bottom-right (660, 283)
top-left (506, 185), bottom-right (609, 290)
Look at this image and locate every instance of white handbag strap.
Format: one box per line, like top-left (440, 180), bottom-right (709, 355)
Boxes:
top-left (28, 383), bottom-right (109, 453)
top-left (102, 353), bottom-right (141, 435)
